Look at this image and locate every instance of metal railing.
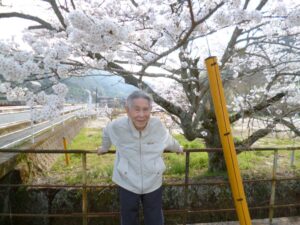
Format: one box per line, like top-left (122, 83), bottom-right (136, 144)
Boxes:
top-left (1, 146), bottom-right (300, 225)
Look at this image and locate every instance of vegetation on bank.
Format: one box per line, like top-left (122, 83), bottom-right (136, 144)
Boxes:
top-left (40, 126), bottom-right (300, 185)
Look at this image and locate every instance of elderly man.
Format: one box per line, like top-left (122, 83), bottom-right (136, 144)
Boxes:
top-left (98, 90), bottom-right (182, 225)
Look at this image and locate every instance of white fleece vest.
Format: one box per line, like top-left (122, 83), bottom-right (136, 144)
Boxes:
top-left (101, 116), bottom-right (181, 194)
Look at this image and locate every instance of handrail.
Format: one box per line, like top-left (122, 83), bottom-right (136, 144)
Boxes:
top-left (1, 146), bottom-right (300, 153)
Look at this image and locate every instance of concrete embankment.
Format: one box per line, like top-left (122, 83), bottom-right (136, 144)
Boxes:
top-left (0, 121), bottom-right (31, 136)
top-left (0, 117), bottom-right (88, 179)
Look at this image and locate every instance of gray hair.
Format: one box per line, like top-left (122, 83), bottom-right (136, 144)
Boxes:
top-left (126, 90), bottom-right (153, 108)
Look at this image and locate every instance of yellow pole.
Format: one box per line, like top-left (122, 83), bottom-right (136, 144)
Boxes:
top-left (63, 137), bottom-right (70, 166)
top-left (205, 56), bottom-right (252, 225)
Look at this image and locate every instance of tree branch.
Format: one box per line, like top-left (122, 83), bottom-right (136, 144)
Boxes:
top-left (100, 58), bottom-right (198, 141)
top-left (47, 0), bottom-right (67, 28)
top-left (70, 0), bottom-right (76, 9)
top-left (0, 12), bottom-right (56, 30)
top-left (123, 74), bottom-right (184, 117)
top-left (243, 0), bottom-right (250, 9)
top-left (238, 123), bottom-right (276, 147)
top-left (89, 56), bottom-right (187, 118)
top-left (130, 0), bottom-right (138, 7)
top-left (256, 0), bottom-right (268, 10)
top-left (140, 1), bottom-right (224, 73)
top-left (230, 92), bottom-right (286, 123)
top-left (220, 0), bottom-right (268, 67)
top-left (278, 119), bottom-right (300, 136)
top-left (220, 27), bottom-right (243, 67)
top-left (187, 0), bottom-right (195, 25)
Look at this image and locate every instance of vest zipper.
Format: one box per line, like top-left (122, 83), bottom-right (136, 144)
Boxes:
top-left (139, 131), bottom-right (143, 194)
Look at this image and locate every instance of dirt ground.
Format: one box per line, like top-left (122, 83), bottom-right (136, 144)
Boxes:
top-left (85, 117), bottom-right (110, 129)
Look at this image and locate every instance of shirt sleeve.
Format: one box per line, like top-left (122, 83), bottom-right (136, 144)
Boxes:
top-left (157, 120), bottom-right (181, 152)
top-left (165, 133), bottom-right (182, 152)
top-left (101, 126), bottom-right (112, 152)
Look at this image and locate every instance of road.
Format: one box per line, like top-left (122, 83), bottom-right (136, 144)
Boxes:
top-left (0, 110), bottom-right (30, 125)
top-left (0, 111), bottom-right (79, 149)
top-left (0, 105), bottom-right (84, 126)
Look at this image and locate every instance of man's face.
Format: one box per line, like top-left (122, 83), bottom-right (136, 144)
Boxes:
top-left (126, 98), bottom-right (151, 131)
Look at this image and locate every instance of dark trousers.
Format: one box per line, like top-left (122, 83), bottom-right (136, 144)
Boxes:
top-left (119, 186), bottom-right (164, 225)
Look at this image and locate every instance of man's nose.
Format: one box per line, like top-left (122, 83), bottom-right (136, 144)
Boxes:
top-left (138, 110), bottom-right (145, 117)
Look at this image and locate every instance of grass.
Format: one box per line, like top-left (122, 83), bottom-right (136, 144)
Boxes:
top-left (233, 129), bottom-right (300, 178)
top-left (164, 134), bottom-right (207, 178)
top-left (67, 127), bottom-right (102, 150)
top-left (47, 128), bottom-right (115, 184)
top-left (34, 126), bottom-right (300, 185)
top-left (173, 134), bottom-right (205, 149)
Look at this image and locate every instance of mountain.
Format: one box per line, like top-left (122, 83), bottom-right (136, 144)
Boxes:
top-left (61, 74), bottom-right (137, 103)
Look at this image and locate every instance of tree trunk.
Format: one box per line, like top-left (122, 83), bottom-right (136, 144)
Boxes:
top-left (205, 123), bottom-right (227, 172)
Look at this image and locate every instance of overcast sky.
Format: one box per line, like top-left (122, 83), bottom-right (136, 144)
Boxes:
top-left (0, 0), bottom-right (48, 41)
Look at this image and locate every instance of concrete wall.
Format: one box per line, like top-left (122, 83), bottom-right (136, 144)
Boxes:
top-left (0, 118), bottom-right (88, 225)
top-left (16, 118), bottom-right (87, 181)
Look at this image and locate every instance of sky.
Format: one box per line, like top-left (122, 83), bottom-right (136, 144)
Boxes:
top-left (0, 0), bottom-right (48, 41)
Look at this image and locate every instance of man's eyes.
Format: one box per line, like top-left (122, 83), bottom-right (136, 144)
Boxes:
top-left (134, 108), bottom-right (150, 111)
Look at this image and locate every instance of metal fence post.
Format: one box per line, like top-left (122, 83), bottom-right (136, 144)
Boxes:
top-left (82, 153), bottom-right (88, 225)
top-left (184, 151), bottom-right (190, 225)
top-left (290, 150), bottom-right (295, 167)
top-left (63, 137), bottom-right (70, 166)
top-left (269, 150), bottom-right (278, 224)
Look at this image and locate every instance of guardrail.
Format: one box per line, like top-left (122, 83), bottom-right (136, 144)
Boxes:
top-left (0, 147), bottom-right (300, 225)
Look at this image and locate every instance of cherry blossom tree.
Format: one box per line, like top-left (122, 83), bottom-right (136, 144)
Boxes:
top-left (1, 0), bottom-right (300, 171)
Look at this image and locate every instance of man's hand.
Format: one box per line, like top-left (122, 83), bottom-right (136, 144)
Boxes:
top-left (97, 147), bottom-right (107, 155)
top-left (176, 146), bottom-right (184, 155)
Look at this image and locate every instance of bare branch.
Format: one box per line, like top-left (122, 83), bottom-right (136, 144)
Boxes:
top-left (0, 12), bottom-right (56, 30)
top-left (58, 0), bottom-right (76, 11)
top-left (278, 119), bottom-right (300, 136)
top-left (130, 0), bottom-right (138, 7)
top-left (86, 51), bottom-right (186, 118)
top-left (220, 0), bottom-right (269, 67)
top-left (220, 27), bottom-right (243, 67)
top-left (230, 92), bottom-right (286, 123)
top-left (46, 0), bottom-right (67, 28)
top-left (70, 0), bottom-right (76, 9)
top-left (238, 123), bottom-right (276, 147)
top-left (140, 1), bottom-right (224, 73)
top-left (243, 0), bottom-right (250, 9)
top-left (108, 67), bottom-right (184, 82)
top-left (256, 0), bottom-right (268, 10)
top-left (187, 0), bottom-right (195, 25)
top-left (111, 67), bottom-right (185, 118)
